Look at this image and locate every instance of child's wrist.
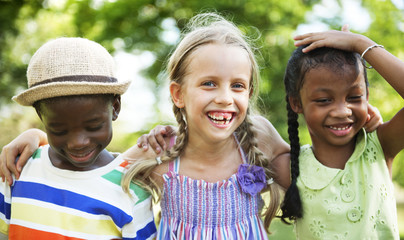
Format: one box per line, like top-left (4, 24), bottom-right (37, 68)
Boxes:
top-left (355, 36), bottom-right (375, 55)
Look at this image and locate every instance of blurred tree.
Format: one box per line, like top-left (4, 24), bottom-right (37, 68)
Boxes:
top-left (0, 0), bottom-right (42, 106)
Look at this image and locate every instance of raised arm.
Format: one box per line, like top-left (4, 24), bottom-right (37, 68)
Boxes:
top-left (0, 128), bottom-right (48, 184)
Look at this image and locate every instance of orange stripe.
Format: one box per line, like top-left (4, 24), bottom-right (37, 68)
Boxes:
top-left (120, 161), bottom-right (129, 168)
top-left (9, 224), bottom-right (85, 240)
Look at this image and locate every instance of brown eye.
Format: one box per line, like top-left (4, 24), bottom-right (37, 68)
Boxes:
top-left (315, 98), bottom-right (331, 104)
top-left (348, 96), bottom-right (362, 101)
top-left (87, 124), bottom-right (103, 131)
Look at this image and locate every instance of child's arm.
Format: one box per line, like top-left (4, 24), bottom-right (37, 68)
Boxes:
top-left (135, 117), bottom-right (292, 188)
top-left (122, 143), bottom-right (159, 162)
top-left (136, 125), bottom-right (177, 154)
top-left (251, 115), bottom-right (291, 189)
top-left (0, 129), bottom-right (47, 184)
top-left (295, 28), bottom-right (404, 167)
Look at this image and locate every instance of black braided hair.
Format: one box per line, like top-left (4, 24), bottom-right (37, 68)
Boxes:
top-left (280, 45), bottom-right (367, 223)
top-left (280, 97), bottom-right (303, 223)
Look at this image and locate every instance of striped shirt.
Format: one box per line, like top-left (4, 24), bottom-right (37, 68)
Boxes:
top-left (0, 145), bottom-right (156, 240)
top-left (157, 145), bottom-right (268, 239)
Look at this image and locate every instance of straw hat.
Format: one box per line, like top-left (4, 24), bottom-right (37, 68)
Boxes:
top-left (13, 37), bottom-right (131, 106)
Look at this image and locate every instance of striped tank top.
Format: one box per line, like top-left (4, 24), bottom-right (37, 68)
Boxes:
top-left (156, 144), bottom-right (268, 239)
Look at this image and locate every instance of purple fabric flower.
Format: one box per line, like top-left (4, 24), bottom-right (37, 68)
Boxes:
top-left (236, 163), bottom-right (266, 196)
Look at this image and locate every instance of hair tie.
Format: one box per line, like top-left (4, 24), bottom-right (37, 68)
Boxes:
top-left (156, 157), bottom-right (162, 165)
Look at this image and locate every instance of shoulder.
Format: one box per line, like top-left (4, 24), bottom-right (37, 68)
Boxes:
top-left (251, 115), bottom-right (290, 159)
top-left (150, 160), bottom-right (170, 189)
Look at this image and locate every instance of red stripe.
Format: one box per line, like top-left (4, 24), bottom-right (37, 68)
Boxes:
top-left (9, 224), bottom-right (85, 240)
top-left (119, 161), bottom-right (129, 168)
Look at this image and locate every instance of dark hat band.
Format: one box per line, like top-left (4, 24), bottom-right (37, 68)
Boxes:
top-left (30, 75), bottom-right (117, 88)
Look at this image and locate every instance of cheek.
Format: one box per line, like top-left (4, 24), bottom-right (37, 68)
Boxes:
top-left (46, 136), bottom-right (63, 150)
top-left (238, 93), bottom-right (250, 107)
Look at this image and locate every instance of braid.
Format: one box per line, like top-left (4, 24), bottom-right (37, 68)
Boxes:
top-left (280, 97), bottom-right (302, 223)
top-left (237, 111), bottom-right (281, 232)
top-left (122, 105), bottom-right (189, 202)
top-left (122, 156), bottom-right (161, 203)
top-left (164, 106), bottom-right (188, 160)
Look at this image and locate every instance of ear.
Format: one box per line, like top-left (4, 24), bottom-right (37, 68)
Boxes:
top-left (112, 96), bottom-right (121, 121)
top-left (170, 82), bottom-right (185, 108)
top-left (288, 96), bottom-right (303, 114)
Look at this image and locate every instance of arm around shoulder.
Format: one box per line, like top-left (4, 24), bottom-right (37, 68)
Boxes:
top-left (251, 115), bottom-right (290, 161)
top-left (251, 115), bottom-right (291, 189)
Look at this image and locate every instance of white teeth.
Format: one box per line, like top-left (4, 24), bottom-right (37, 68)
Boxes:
top-left (210, 119), bottom-right (231, 125)
top-left (212, 115), bottom-right (224, 120)
top-left (329, 125), bottom-right (350, 130)
top-left (208, 113), bottom-right (232, 122)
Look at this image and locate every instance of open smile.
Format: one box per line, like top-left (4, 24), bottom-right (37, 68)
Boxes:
top-left (207, 111), bottom-right (234, 126)
top-left (67, 149), bottom-right (96, 163)
top-left (326, 123), bottom-right (353, 136)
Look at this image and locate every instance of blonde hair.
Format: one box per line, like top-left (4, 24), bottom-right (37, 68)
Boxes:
top-left (122, 12), bottom-right (280, 231)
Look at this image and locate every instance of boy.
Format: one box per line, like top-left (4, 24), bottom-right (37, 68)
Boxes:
top-left (0, 37), bottom-right (156, 239)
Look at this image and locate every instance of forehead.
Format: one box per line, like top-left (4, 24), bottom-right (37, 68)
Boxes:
top-left (186, 43), bottom-right (251, 75)
top-left (39, 95), bottom-right (111, 117)
top-left (302, 65), bottom-right (367, 92)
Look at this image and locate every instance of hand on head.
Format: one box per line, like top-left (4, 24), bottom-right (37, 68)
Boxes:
top-left (293, 24), bottom-right (371, 54)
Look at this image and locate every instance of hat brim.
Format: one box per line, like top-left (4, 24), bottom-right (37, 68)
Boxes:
top-left (13, 80), bottom-right (131, 106)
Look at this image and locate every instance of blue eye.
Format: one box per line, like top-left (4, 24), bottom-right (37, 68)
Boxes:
top-left (232, 83), bottom-right (245, 88)
top-left (202, 81), bottom-right (215, 87)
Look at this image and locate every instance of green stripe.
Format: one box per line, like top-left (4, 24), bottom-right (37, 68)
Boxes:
top-left (102, 170), bottom-right (150, 204)
top-left (32, 148), bottom-right (42, 159)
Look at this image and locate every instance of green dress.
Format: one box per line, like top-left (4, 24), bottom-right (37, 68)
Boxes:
top-left (295, 129), bottom-right (399, 240)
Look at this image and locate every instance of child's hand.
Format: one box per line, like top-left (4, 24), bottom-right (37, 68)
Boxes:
top-left (137, 125), bottom-right (177, 154)
top-left (293, 24), bottom-right (371, 54)
top-left (364, 103), bottom-right (383, 132)
top-left (0, 129), bottom-right (47, 185)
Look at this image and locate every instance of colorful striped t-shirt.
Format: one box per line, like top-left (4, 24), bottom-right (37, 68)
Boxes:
top-left (0, 145), bottom-right (156, 240)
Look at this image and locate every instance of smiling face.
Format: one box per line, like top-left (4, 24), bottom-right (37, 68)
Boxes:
top-left (170, 43), bottom-right (251, 144)
top-left (292, 64), bottom-right (368, 150)
top-left (36, 95), bottom-right (120, 171)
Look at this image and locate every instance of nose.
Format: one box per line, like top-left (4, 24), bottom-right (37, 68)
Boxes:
top-left (67, 131), bottom-right (90, 149)
top-left (330, 102), bottom-right (352, 118)
top-left (214, 87), bottom-right (233, 106)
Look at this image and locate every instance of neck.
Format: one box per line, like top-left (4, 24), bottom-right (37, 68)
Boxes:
top-left (311, 138), bottom-right (356, 170)
top-left (183, 134), bottom-right (237, 164)
top-left (179, 133), bottom-right (243, 182)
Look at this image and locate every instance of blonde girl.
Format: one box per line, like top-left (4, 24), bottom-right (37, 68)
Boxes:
top-left (120, 13), bottom-right (289, 239)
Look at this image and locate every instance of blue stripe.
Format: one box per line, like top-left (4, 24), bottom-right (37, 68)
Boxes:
top-left (0, 192), bottom-right (11, 219)
top-left (126, 220), bottom-right (156, 240)
top-left (12, 181), bottom-right (132, 228)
